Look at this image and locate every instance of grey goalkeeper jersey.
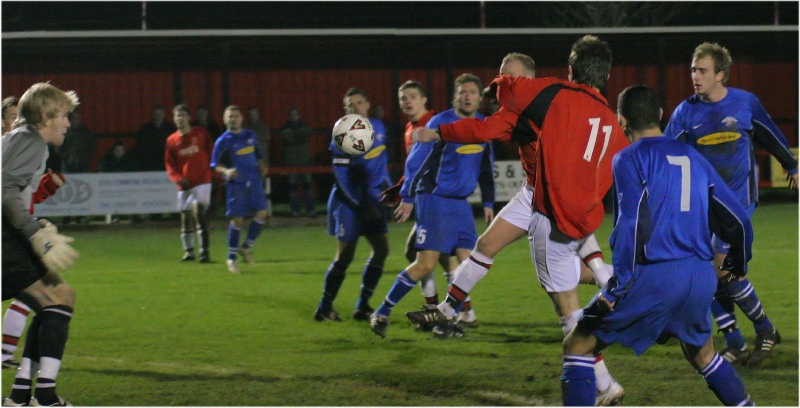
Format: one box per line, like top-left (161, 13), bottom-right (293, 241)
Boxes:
top-left (2, 125), bottom-right (48, 239)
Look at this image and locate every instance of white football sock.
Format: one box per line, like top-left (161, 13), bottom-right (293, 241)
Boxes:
top-left (594, 355), bottom-right (613, 392)
top-left (418, 273), bottom-right (438, 299)
top-left (450, 250), bottom-right (493, 295)
top-left (2, 301), bottom-right (31, 359)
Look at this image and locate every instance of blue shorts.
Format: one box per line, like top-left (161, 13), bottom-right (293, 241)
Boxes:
top-left (327, 193), bottom-right (388, 243)
top-left (712, 203), bottom-right (755, 254)
top-left (414, 193), bottom-right (477, 254)
top-left (590, 258), bottom-right (716, 355)
top-left (225, 178), bottom-right (268, 217)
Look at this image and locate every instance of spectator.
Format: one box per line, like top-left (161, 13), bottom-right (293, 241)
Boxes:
top-left (99, 141), bottom-right (140, 223)
top-left (245, 106), bottom-right (271, 165)
top-left (134, 105), bottom-right (176, 171)
top-left (192, 104), bottom-right (222, 141)
top-left (2, 96), bottom-right (19, 134)
top-left (60, 108), bottom-right (94, 173)
top-left (99, 141), bottom-right (136, 173)
top-left (279, 107), bottom-right (315, 217)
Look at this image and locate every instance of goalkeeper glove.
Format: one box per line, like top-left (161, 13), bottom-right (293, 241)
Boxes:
top-left (38, 218), bottom-right (58, 234)
top-left (29, 228), bottom-right (79, 273)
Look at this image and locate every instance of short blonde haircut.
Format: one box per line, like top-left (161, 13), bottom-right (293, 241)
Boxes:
top-left (693, 42), bottom-right (732, 84)
top-left (18, 82), bottom-right (79, 127)
top-left (502, 52), bottom-right (536, 75)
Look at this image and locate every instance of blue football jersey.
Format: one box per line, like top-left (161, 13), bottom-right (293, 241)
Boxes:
top-left (400, 109), bottom-right (495, 207)
top-left (664, 87), bottom-right (798, 207)
top-left (606, 136), bottom-right (752, 303)
top-left (211, 129), bottom-right (264, 184)
top-left (329, 118), bottom-right (391, 207)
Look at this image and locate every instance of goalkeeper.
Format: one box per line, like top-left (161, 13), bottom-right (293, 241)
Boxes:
top-left (2, 82), bottom-right (80, 407)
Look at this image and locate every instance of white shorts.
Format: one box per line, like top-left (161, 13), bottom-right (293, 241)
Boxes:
top-left (177, 183), bottom-right (211, 211)
top-left (496, 181), bottom-right (533, 230)
top-left (529, 211), bottom-right (582, 293)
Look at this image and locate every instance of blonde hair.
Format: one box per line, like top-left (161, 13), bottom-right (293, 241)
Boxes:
top-left (693, 42), bottom-right (732, 84)
top-left (18, 82), bottom-right (79, 128)
top-left (502, 52), bottom-right (536, 75)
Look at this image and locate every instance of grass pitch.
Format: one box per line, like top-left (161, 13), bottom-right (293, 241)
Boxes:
top-left (2, 202), bottom-right (797, 405)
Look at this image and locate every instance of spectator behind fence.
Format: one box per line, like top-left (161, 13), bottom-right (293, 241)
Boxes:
top-left (246, 106), bottom-right (271, 166)
top-left (279, 107), bottom-right (315, 217)
top-left (193, 104), bottom-right (222, 141)
top-left (134, 105), bottom-right (176, 171)
top-left (99, 141), bottom-right (136, 173)
top-left (99, 141), bottom-right (142, 223)
top-left (60, 108), bottom-right (94, 173)
top-left (2, 96), bottom-right (19, 134)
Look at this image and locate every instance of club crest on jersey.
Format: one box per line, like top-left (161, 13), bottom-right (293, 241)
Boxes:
top-left (722, 116), bottom-right (738, 128)
top-left (697, 132), bottom-right (740, 145)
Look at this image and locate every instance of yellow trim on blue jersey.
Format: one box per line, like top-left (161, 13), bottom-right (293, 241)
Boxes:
top-left (696, 132), bottom-right (740, 145)
top-left (236, 145), bottom-right (256, 155)
top-left (363, 144), bottom-right (386, 159)
top-left (455, 144), bottom-right (484, 154)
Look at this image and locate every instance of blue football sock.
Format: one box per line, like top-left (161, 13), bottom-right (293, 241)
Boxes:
top-left (699, 353), bottom-right (753, 406)
top-left (242, 218), bottom-right (265, 249)
top-left (561, 354), bottom-right (596, 406)
top-left (227, 225), bottom-right (241, 260)
top-left (375, 270), bottom-right (416, 317)
top-left (356, 258), bottom-right (384, 310)
top-left (320, 261), bottom-right (347, 312)
top-left (727, 278), bottom-right (773, 333)
top-left (711, 297), bottom-right (746, 350)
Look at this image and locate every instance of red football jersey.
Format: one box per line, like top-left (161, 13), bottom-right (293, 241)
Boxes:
top-left (403, 110), bottom-right (435, 154)
top-left (440, 75), bottom-right (628, 240)
top-left (165, 126), bottom-right (214, 189)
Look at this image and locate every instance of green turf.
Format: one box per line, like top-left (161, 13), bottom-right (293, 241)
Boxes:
top-left (2, 203), bottom-right (797, 405)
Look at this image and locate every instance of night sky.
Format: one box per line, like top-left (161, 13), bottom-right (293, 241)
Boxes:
top-left (2, 1), bottom-right (797, 31)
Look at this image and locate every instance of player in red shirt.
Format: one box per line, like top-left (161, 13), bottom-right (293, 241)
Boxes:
top-left (165, 104), bottom-right (214, 263)
top-left (411, 36), bottom-right (629, 405)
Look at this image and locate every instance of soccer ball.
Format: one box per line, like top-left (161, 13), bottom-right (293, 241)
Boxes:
top-left (332, 114), bottom-right (374, 156)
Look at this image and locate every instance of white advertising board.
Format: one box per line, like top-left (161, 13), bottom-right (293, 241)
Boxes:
top-left (33, 172), bottom-right (178, 217)
top-left (468, 160), bottom-right (526, 204)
